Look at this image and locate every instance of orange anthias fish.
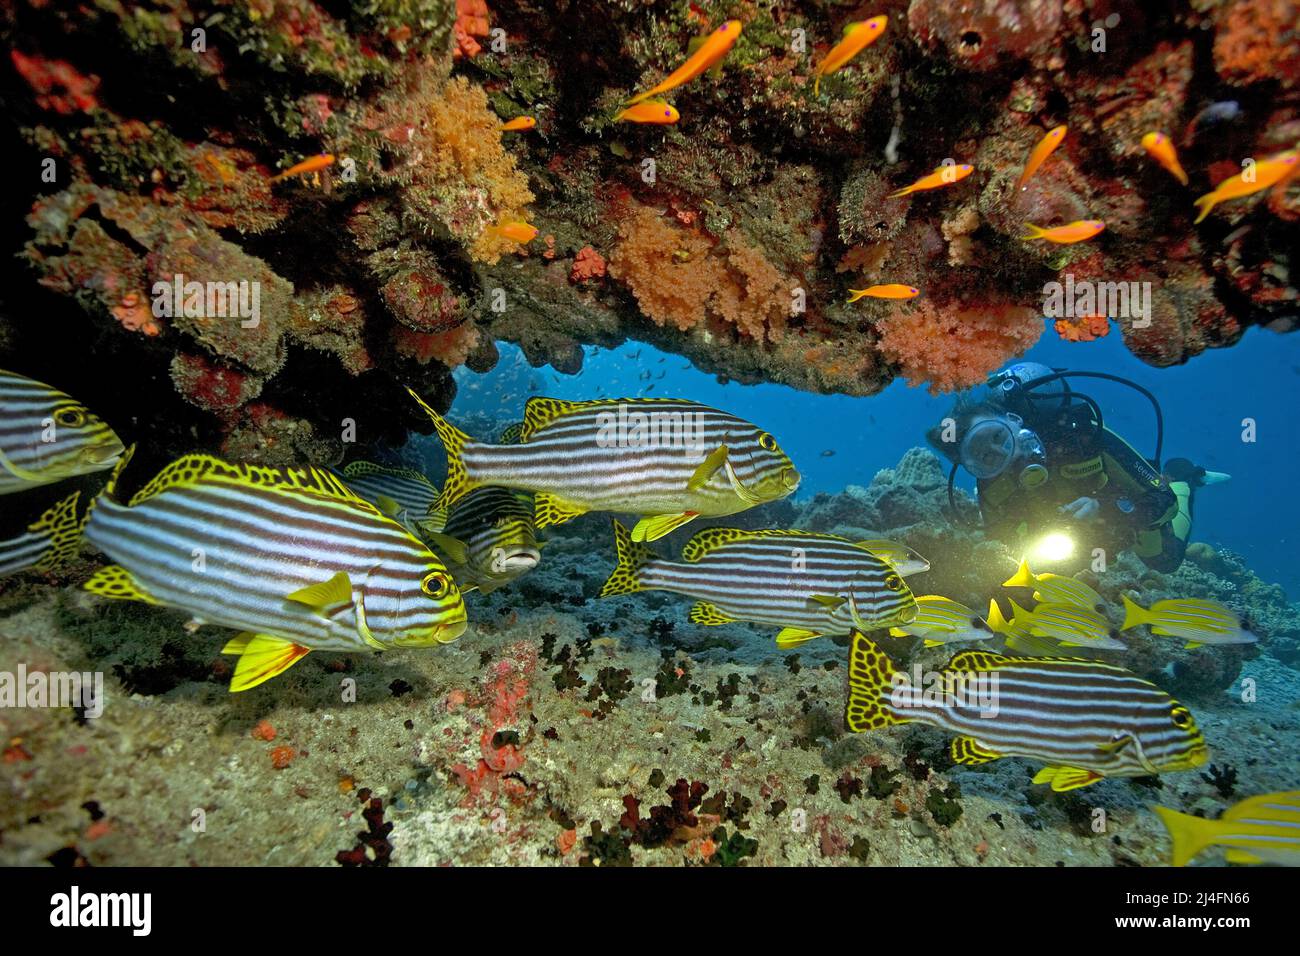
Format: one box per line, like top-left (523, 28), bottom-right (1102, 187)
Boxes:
top-left (614, 100), bottom-right (681, 124)
top-left (1022, 220), bottom-right (1106, 244)
top-left (1193, 150), bottom-right (1300, 223)
top-left (1141, 132), bottom-right (1188, 186)
top-left (501, 116), bottom-right (536, 132)
top-left (1018, 125), bottom-right (1067, 190)
top-left (488, 222), bottom-right (539, 243)
top-left (625, 20), bottom-right (743, 105)
top-left (268, 153), bottom-right (335, 183)
top-left (847, 284), bottom-right (919, 302)
top-left (888, 164), bottom-right (974, 198)
top-left (813, 15), bottom-right (888, 96)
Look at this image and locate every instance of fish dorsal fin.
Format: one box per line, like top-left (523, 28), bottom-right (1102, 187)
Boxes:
top-left (498, 422), bottom-right (525, 444)
top-left (342, 461), bottom-right (431, 486)
top-left (946, 649), bottom-right (1014, 672)
top-left (680, 527), bottom-right (823, 562)
top-left (131, 455), bottom-right (370, 509)
top-left (286, 571), bottom-right (353, 612)
top-left (842, 21), bottom-right (864, 37)
top-left (521, 397), bottom-right (583, 441)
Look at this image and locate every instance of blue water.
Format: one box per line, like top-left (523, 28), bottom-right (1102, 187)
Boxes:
top-left (453, 325), bottom-right (1300, 596)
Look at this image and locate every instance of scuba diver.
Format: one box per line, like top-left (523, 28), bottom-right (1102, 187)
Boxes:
top-left (928, 363), bottom-right (1229, 573)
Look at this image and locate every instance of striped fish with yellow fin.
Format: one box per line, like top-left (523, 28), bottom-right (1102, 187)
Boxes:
top-left (846, 630), bottom-right (1208, 790)
top-left (1, 369), bottom-right (123, 494)
top-left (334, 461), bottom-right (444, 534)
top-left (82, 451), bottom-right (467, 691)
top-left (0, 489), bottom-right (87, 577)
top-left (1154, 791), bottom-right (1300, 866)
top-left (1003, 559), bottom-right (1105, 611)
top-left (600, 521), bottom-right (916, 648)
top-left (412, 391), bottom-right (799, 542)
top-left (890, 595), bottom-right (991, 647)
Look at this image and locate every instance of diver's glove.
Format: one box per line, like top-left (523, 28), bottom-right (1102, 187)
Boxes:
top-left (1059, 496), bottom-right (1101, 520)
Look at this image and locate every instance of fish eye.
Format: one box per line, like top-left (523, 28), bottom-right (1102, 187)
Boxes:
top-left (54, 407), bottom-right (87, 428)
top-left (884, 573), bottom-right (903, 592)
top-left (758, 432), bottom-right (778, 452)
top-left (421, 571), bottom-right (451, 599)
top-left (1170, 707), bottom-right (1192, 729)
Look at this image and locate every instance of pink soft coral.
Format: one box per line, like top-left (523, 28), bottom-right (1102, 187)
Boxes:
top-left (876, 300), bottom-right (1042, 394)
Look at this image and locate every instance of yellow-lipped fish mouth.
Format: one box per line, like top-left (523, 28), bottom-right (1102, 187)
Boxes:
top-left (781, 467), bottom-right (800, 491)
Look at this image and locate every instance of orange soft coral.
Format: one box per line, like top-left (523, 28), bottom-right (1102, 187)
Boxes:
top-left (570, 245), bottom-right (606, 283)
top-left (1054, 314), bottom-right (1110, 342)
top-left (876, 300), bottom-right (1043, 394)
top-left (609, 202), bottom-right (791, 343)
top-left (454, 0), bottom-right (491, 59)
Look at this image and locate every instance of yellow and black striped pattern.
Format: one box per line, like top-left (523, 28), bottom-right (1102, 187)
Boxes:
top-left (846, 631), bottom-right (1208, 789)
top-left (600, 521), bottom-right (916, 643)
top-left (411, 392), bottom-right (800, 537)
top-left (0, 370), bottom-right (123, 494)
top-left (436, 486), bottom-right (541, 593)
top-left (83, 454), bottom-right (467, 686)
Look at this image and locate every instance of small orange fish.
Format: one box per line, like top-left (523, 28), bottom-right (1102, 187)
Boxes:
top-left (489, 222), bottom-right (539, 243)
top-left (1193, 150), bottom-right (1299, 223)
top-left (1022, 220), bottom-right (1105, 244)
top-left (847, 284), bottom-right (919, 302)
top-left (814, 15), bottom-right (888, 96)
top-left (269, 153), bottom-right (335, 183)
top-left (626, 20), bottom-right (742, 105)
top-left (888, 164), bottom-right (974, 198)
top-left (614, 100), bottom-right (681, 124)
top-left (1141, 132), bottom-right (1188, 186)
top-left (501, 116), bottom-right (536, 132)
top-left (1018, 125), bottom-right (1067, 190)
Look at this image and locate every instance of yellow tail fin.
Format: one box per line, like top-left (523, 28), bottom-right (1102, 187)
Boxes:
top-left (407, 388), bottom-right (477, 511)
top-left (845, 630), bottom-right (908, 732)
top-left (1152, 805), bottom-right (1217, 867)
top-left (1003, 558), bottom-right (1034, 590)
top-left (1120, 593), bottom-right (1149, 631)
top-left (1192, 193), bottom-right (1216, 225)
top-left (1021, 223), bottom-right (1046, 241)
top-left (599, 520), bottom-right (655, 597)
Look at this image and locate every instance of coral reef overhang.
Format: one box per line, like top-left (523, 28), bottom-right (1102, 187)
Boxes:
top-left (1, 0), bottom-right (1297, 461)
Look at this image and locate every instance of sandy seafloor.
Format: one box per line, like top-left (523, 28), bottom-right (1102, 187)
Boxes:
top-left (1, 449), bottom-right (1297, 867)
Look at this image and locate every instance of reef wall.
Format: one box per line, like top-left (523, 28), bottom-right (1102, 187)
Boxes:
top-left (1, 0), bottom-right (1296, 462)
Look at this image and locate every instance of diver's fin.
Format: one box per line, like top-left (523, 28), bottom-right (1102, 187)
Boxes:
top-left (775, 627), bottom-right (821, 649)
top-left (632, 511), bottom-right (699, 542)
top-left (599, 520), bottom-right (655, 598)
top-left (534, 492), bottom-right (587, 529)
top-left (84, 565), bottom-right (158, 604)
top-left (286, 571), bottom-right (353, 613)
top-left (845, 630), bottom-right (908, 731)
top-left (689, 601), bottom-right (737, 626)
top-left (1032, 766), bottom-right (1104, 792)
top-left (951, 736), bottom-right (1001, 766)
top-left (223, 633), bottom-right (311, 692)
top-left (687, 444), bottom-right (728, 492)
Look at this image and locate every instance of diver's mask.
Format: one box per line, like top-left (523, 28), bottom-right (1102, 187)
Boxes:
top-left (959, 414), bottom-right (1048, 488)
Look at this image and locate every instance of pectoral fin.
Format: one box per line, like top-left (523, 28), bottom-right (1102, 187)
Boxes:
top-left (775, 627), bottom-right (822, 649)
top-left (687, 445), bottom-right (729, 492)
top-left (286, 571), bottom-right (353, 613)
top-left (222, 633), bottom-right (311, 692)
top-left (808, 594), bottom-right (847, 610)
top-left (373, 494), bottom-right (401, 517)
top-left (1032, 765), bottom-right (1104, 792)
top-left (689, 602), bottom-right (736, 626)
top-left (951, 736), bottom-right (1001, 766)
top-left (424, 532), bottom-right (470, 566)
top-left (632, 511), bottom-right (700, 542)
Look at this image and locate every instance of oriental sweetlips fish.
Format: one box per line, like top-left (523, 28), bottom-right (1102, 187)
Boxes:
top-left (82, 452), bottom-right (467, 691)
top-left (414, 392), bottom-right (800, 542)
top-left (424, 487), bottom-right (542, 594)
top-left (0, 369), bottom-right (124, 494)
top-left (600, 522), bottom-right (917, 648)
top-left (333, 461), bottom-right (444, 535)
top-left (1154, 791), bottom-right (1300, 867)
top-left (845, 631), bottom-right (1208, 791)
